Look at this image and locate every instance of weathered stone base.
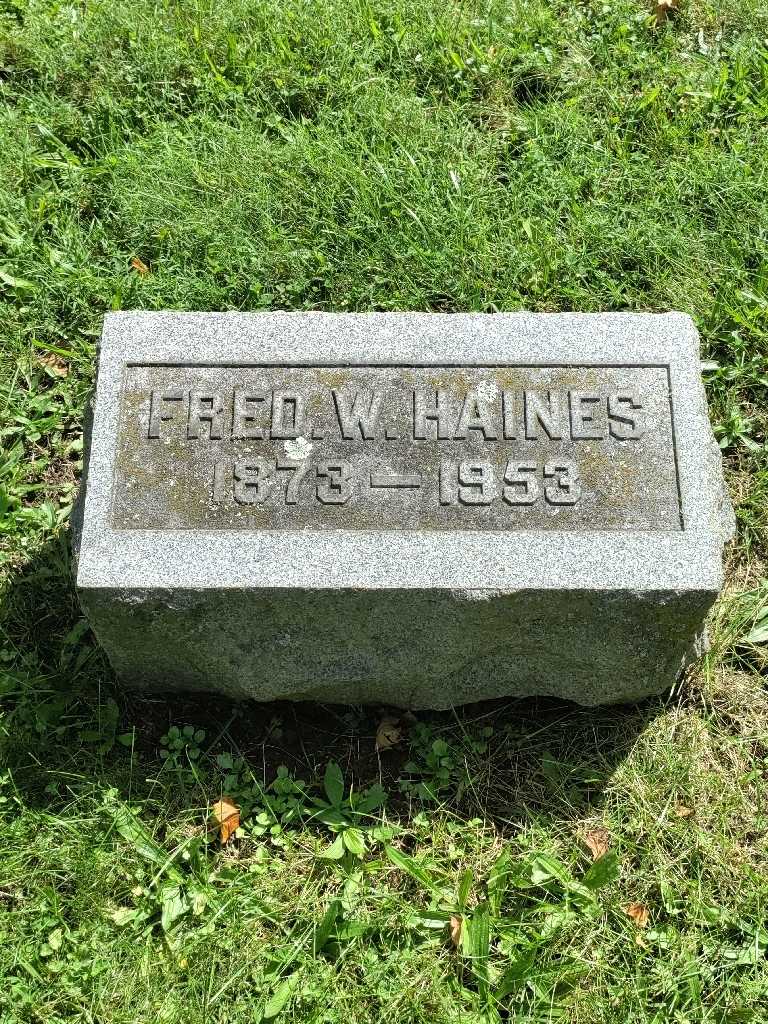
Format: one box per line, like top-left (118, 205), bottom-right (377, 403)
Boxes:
top-left (79, 586), bottom-right (716, 708)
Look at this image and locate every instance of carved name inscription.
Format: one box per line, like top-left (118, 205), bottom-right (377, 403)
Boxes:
top-left (112, 365), bottom-right (682, 530)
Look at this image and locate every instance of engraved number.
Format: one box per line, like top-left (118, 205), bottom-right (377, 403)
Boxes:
top-left (502, 461), bottom-right (539, 505)
top-left (543, 461), bottom-right (581, 505)
top-left (458, 461), bottom-right (497, 505)
top-left (212, 461), bottom-right (229, 503)
top-left (441, 459), bottom-right (581, 509)
top-left (278, 460), bottom-right (312, 505)
top-left (216, 457), bottom-right (581, 510)
top-left (316, 461), bottom-right (354, 505)
top-left (439, 461), bottom-right (457, 505)
top-left (233, 457), bottom-right (273, 504)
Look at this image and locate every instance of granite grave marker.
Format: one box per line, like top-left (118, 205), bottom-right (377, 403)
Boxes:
top-left (74, 312), bottom-right (734, 707)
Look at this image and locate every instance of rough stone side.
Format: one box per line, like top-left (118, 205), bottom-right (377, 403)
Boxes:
top-left (78, 586), bottom-right (718, 709)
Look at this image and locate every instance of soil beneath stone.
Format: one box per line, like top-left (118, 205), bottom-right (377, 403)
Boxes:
top-left (120, 688), bottom-right (544, 792)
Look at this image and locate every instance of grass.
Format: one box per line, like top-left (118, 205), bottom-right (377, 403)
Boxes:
top-left (0, 0), bottom-right (767, 1020)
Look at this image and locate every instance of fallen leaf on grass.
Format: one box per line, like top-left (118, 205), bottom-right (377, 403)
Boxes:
top-left (375, 715), bottom-right (403, 751)
top-left (624, 902), bottom-right (650, 928)
top-left (130, 256), bottom-right (150, 275)
top-left (583, 827), bottom-right (611, 860)
top-left (449, 914), bottom-right (462, 947)
top-left (211, 797), bottom-right (240, 844)
top-left (654, 0), bottom-right (676, 26)
top-left (38, 351), bottom-right (69, 377)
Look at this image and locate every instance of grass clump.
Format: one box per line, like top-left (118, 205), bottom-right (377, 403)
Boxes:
top-left (1, 0), bottom-right (767, 1021)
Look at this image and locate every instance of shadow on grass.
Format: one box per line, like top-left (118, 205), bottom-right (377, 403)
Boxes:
top-left (1, 529), bottom-right (664, 829)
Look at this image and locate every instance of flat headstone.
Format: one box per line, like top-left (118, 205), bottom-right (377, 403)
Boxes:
top-left (74, 312), bottom-right (734, 707)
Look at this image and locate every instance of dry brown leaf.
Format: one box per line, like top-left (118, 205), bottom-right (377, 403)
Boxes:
top-left (624, 902), bottom-right (650, 928)
top-left (38, 351), bottom-right (69, 377)
top-left (674, 803), bottom-right (694, 819)
top-left (375, 715), bottom-right (403, 751)
top-left (449, 914), bottom-right (463, 947)
top-left (654, 0), bottom-right (676, 26)
top-left (211, 797), bottom-right (240, 844)
top-left (584, 827), bottom-right (611, 860)
top-left (130, 256), bottom-right (150, 275)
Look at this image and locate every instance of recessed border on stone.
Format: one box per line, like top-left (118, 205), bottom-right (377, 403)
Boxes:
top-left (112, 360), bottom-right (684, 533)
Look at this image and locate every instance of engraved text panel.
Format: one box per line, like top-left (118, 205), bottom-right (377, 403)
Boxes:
top-left (111, 364), bottom-right (682, 530)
